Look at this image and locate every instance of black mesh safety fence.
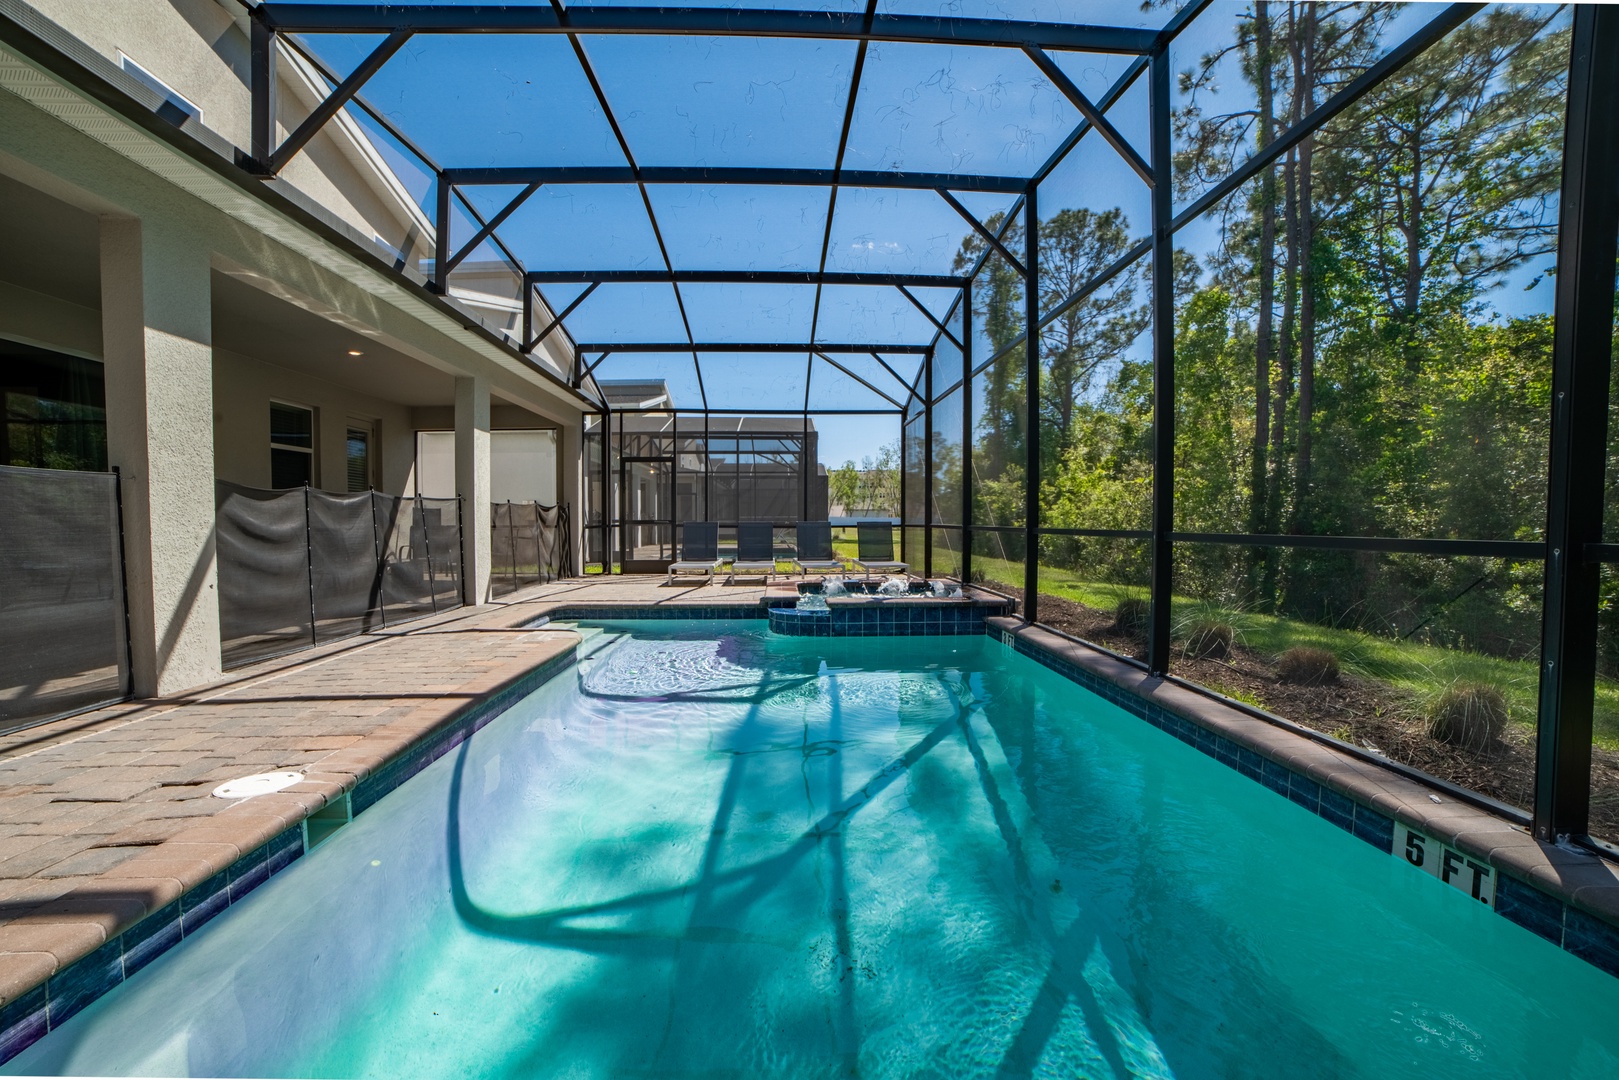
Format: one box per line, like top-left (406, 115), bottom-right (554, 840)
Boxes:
top-left (217, 483), bottom-right (313, 668)
top-left (372, 493), bottom-right (437, 623)
top-left (218, 483), bottom-right (467, 669)
top-left (308, 491), bottom-right (385, 644)
top-left (0, 465), bottom-right (129, 731)
top-left (420, 497), bottom-right (463, 612)
top-left (490, 502), bottom-right (572, 595)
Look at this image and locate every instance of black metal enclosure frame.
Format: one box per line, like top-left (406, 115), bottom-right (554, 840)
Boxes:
top-left (242, 3), bottom-right (1619, 848)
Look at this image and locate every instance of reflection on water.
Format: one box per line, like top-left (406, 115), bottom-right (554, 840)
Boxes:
top-left (13, 623), bottom-right (1619, 1080)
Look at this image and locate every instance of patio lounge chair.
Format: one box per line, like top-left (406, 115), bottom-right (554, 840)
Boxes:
top-left (791, 521), bottom-right (843, 577)
top-left (666, 522), bottom-right (722, 585)
top-left (727, 521), bottom-right (776, 584)
top-left (851, 520), bottom-right (908, 578)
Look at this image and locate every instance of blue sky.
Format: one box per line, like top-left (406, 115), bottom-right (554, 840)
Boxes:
top-left (302, 2), bottom-right (1562, 465)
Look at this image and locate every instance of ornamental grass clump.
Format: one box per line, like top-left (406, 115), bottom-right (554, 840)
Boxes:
top-left (1113, 597), bottom-right (1149, 636)
top-left (1427, 683), bottom-right (1509, 753)
top-left (1276, 646), bottom-right (1340, 686)
top-left (1184, 618), bottom-right (1234, 660)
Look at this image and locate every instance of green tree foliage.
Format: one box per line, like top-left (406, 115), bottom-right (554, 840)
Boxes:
top-left (829, 440), bottom-right (900, 517)
top-left (952, 4), bottom-right (1570, 657)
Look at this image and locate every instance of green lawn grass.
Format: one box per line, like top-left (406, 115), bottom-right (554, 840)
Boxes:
top-left (972, 555), bottom-right (1619, 749)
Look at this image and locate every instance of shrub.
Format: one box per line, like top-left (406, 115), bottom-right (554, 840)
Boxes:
top-left (1113, 597), bottom-right (1149, 636)
top-left (1427, 684), bottom-right (1508, 752)
top-left (1276, 646), bottom-right (1340, 686)
top-left (1184, 618), bottom-right (1234, 660)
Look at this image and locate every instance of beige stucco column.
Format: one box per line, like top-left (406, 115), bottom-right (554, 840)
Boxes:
top-left (455, 374), bottom-right (491, 604)
top-left (100, 217), bottom-right (222, 697)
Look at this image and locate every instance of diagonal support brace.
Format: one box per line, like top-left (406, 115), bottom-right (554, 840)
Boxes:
top-left (446, 183), bottom-right (542, 276)
top-left (895, 285), bottom-right (963, 350)
top-left (268, 30), bottom-right (411, 174)
top-left (1022, 44), bottom-right (1155, 189)
top-left (937, 189), bottom-right (1027, 279)
top-left (814, 351), bottom-right (905, 410)
top-left (524, 281), bottom-right (599, 353)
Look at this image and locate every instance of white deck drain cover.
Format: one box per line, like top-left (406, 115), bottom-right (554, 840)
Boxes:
top-left (212, 771), bottom-right (304, 799)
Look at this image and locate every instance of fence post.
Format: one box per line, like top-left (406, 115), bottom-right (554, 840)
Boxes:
top-left (368, 488), bottom-right (388, 628)
top-left (112, 467), bottom-right (136, 699)
top-left (418, 492), bottom-right (438, 615)
top-left (303, 483), bottom-right (317, 646)
top-left (508, 501), bottom-right (519, 590)
top-left (539, 502), bottom-right (550, 583)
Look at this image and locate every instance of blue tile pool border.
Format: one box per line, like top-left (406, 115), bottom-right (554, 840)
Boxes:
top-left (768, 601), bottom-right (1008, 637)
top-left (0, 645), bottom-right (579, 1066)
top-left (987, 619), bottom-right (1619, 984)
top-left (538, 599), bottom-right (1012, 637)
top-left (547, 604), bottom-right (773, 621)
top-left (12, 607), bottom-right (1619, 1065)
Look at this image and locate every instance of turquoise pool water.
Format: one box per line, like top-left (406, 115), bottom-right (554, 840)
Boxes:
top-left (11, 621), bottom-right (1619, 1078)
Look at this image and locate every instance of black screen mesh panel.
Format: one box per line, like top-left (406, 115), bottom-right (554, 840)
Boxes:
top-left (545, 503), bottom-right (573, 579)
top-left (308, 491), bottom-right (384, 643)
top-left (420, 497), bottom-right (463, 611)
top-left (0, 466), bottom-right (128, 731)
top-left (491, 502), bottom-right (526, 595)
top-left (491, 502), bottom-right (569, 595)
top-left (372, 493), bottom-right (436, 622)
top-left (216, 482), bottom-right (314, 668)
top-left (217, 485), bottom-right (464, 670)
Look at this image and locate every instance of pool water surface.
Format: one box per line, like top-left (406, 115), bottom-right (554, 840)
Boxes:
top-left (10, 621), bottom-right (1619, 1078)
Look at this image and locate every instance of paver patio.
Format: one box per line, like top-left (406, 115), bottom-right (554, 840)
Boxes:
top-left (0, 575), bottom-right (773, 1004)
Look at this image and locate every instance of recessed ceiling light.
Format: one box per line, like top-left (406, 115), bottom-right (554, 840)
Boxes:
top-left (347, 349), bottom-right (363, 356)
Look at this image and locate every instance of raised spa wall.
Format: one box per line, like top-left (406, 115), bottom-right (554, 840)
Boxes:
top-left (7, 598), bottom-right (1619, 1067)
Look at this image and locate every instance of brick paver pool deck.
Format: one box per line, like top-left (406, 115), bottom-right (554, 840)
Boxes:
top-left (0, 576), bottom-right (770, 1004)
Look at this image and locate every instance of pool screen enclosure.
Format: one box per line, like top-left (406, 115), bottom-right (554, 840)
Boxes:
top-left (238, 3), bottom-right (1619, 851)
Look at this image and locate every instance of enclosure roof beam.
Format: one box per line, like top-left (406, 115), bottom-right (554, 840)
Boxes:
top-left (263, 5), bottom-right (1158, 53)
top-left (526, 270), bottom-right (966, 288)
top-left (440, 166), bottom-right (1028, 194)
top-left (576, 342), bottom-right (932, 354)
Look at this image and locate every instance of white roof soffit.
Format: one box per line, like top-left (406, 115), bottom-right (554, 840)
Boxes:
top-left (0, 0), bottom-right (593, 412)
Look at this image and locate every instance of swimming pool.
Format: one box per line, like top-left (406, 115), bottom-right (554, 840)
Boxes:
top-left (10, 621), bottom-right (1619, 1077)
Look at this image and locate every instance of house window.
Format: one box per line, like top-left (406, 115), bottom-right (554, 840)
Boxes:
top-left (270, 403), bottom-right (313, 488)
top-left (346, 426), bottom-right (372, 492)
top-left (1, 342), bottom-right (106, 472)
